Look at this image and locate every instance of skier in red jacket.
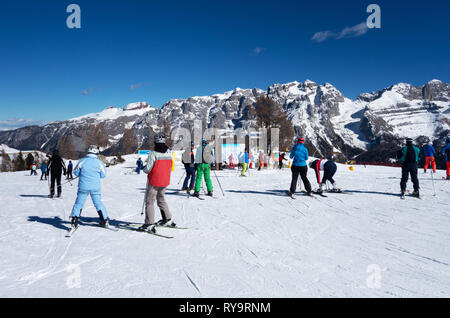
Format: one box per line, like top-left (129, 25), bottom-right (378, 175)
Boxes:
top-left (140, 133), bottom-right (175, 233)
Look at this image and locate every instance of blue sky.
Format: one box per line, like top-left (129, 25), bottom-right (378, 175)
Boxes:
top-left (0, 0), bottom-right (449, 127)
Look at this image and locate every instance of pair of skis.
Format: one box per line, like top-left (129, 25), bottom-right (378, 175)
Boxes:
top-left (118, 222), bottom-right (190, 239)
top-left (65, 222), bottom-right (119, 238)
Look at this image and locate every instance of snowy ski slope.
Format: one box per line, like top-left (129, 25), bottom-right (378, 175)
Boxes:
top-left (0, 156), bottom-right (449, 297)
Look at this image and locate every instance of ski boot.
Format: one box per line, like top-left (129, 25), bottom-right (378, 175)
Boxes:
top-left (316, 184), bottom-right (324, 194)
top-left (207, 191), bottom-right (213, 197)
top-left (412, 190), bottom-right (420, 198)
top-left (192, 192), bottom-right (200, 198)
top-left (97, 211), bottom-right (109, 228)
top-left (138, 223), bottom-right (156, 233)
top-left (156, 218), bottom-right (176, 228)
top-left (71, 216), bottom-right (79, 230)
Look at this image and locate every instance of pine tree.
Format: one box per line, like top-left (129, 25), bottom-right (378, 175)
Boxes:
top-left (14, 151), bottom-right (26, 171)
top-left (25, 153), bottom-right (35, 169)
top-left (251, 96), bottom-right (295, 154)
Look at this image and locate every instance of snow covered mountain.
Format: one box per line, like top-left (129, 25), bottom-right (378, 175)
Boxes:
top-left (0, 80), bottom-right (448, 161)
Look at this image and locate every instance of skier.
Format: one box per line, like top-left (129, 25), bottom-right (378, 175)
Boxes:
top-left (181, 141), bottom-right (196, 193)
top-left (193, 139), bottom-right (214, 197)
top-left (258, 150), bottom-right (264, 171)
top-left (136, 157), bottom-right (143, 174)
top-left (288, 137), bottom-right (312, 197)
top-left (309, 157), bottom-right (340, 193)
top-left (444, 137), bottom-right (450, 180)
top-left (423, 142), bottom-right (436, 173)
top-left (139, 134), bottom-right (174, 232)
top-left (241, 149), bottom-right (249, 177)
top-left (47, 149), bottom-right (66, 198)
top-left (228, 153), bottom-right (235, 169)
top-left (40, 161), bottom-right (47, 181)
top-left (31, 163), bottom-right (37, 176)
top-left (66, 160), bottom-right (74, 179)
top-left (70, 145), bottom-right (109, 229)
top-left (399, 137), bottom-right (421, 198)
top-left (279, 153), bottom-right (286, 169)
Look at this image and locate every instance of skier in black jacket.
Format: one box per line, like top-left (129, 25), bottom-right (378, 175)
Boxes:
top-left (47, 149), bottom-right (66, 198)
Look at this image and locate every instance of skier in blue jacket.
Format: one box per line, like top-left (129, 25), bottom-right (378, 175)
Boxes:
top-left (422, 142), bottom-right (436, 173)
top-left (70, 145), bottom-right (109, 230)
top-left (288, 137), bottom-right (312, 197)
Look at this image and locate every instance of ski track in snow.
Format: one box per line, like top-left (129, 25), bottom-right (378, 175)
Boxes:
top-left (0, 157), bottom-right (449, 297)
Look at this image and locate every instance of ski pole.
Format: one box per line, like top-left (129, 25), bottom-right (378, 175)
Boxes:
top-left (213, 170), bottom-right (225, 197)
top-left (431, 171), bottom-right (436, 196)
top-left (177, 171), bottom-right (186, 185)
top-left (141, 178), bottom-right (148, 216)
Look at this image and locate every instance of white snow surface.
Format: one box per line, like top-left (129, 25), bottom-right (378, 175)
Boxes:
top-left (0, 155), bottom-right (449, 297)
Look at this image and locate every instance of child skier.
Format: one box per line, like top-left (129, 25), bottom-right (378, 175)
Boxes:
top-left (399, 137), bottom-right (421, 198)
top-left (228, 153), bottom-right (235, 169)
top-left (193, 139), bottom-right (214, 197)
top-left (241, 150), bottom-right (249, 177)
top-left (289, 137), bottom-right (312, 197)
top-left (70, 145), bottom-right (109, 229)
top-left (181, 141), bottom-right (196, 193)
top-left (423, 142), bottom-right (436, 173)
top-left (279, 153), bottom-right (286, 169)
top-left (67, 160), bottom-right (74, 179)
top-left (444, 137), bottom-right (450, 180)
top-left (140, 134), bottom-right (175, 233)
top-left (309, 157), bottom-right (340, 193)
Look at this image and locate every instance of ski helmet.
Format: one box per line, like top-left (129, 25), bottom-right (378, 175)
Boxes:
top-left (298, 137), bottom-right (305, 144)
top-left (154, 133), bottom-right (166, 144)
top-left (202, 139), bottom-right (208, 145)
top-left (406, 137), bottom-right (413, 145)
top-left (87, 145), bottom-right (100, 154)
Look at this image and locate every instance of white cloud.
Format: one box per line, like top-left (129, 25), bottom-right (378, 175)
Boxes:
top-left (312, 22), bottom-right (369, 43)
top-left (251, 47), bottom-right (266, 56)
top-left (0, 118), bottom-right (46, 131)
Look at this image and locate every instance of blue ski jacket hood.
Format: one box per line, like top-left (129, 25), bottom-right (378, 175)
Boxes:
top-left (290, 143), bottom-right (309, 167)
top-left (74, 154), bottom-right (106, 191)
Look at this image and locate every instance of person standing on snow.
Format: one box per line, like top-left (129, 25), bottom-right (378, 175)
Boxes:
top-left (422, 142), bottom-right (436, 174)
top-left (398, 137), bottom-right (421, 197)
top-left (40, 161), bottom-right (48, 181)
top-left (309, 157), bottom-right (340, 193)
top-left (66, 160), bottom-right (74, 179)
top-left (241, 149), bottom-right (249, 177)
top-left (444, 137), bottom-right (450, 180)
top-left (182, 141), bottom-right (196, 193)
top-left (279, 153), bottom-right (286, 170)
top-left (47, 149), bottom-right (66, 198)
top-left (193, 139), bottom-right (214, 197)
top-left (289, 137), bottom-right (312, 197)
top-left (258, 150), bottom-right (264, 171)
top-left (140, 134), bottom-right (175, 233)
top-left (228, 153), bottom-right (235, 169)
top-left (31, 163), bottom-right (38, 176)
top-left (136, 158), bottom-right (143, 174)
top-left (70, 145), bottom-right (109, 229)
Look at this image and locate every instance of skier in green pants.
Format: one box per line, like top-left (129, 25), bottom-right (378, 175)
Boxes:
top-left (193, 139), bottom-right (214, 197)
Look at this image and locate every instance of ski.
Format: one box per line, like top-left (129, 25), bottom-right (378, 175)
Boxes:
top-left (312, 191), bottom-right (328, 197)
top-left (99, 225), bottom-right (120, 232)
top-left (118, 224), bottom-right (174, 239)
top-left (124, 222), bottom-right (190, 230)
top-left (65, 226), bottom-right (79, 238)
top-left (286, 190), bottom-right (296, 200)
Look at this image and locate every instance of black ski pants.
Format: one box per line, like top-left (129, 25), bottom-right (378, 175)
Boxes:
top-left (400, 162), bottom-right (419, 192)
top-left (50, 172), bottom-right (62, 196)
top-left (322, 161), bottom-right (337, 185)
top-left (290, 165), bottom-right (312, 194)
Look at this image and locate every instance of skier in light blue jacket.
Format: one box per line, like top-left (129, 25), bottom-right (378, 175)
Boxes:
top-left (70, 145), bottom-right (108, 230)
